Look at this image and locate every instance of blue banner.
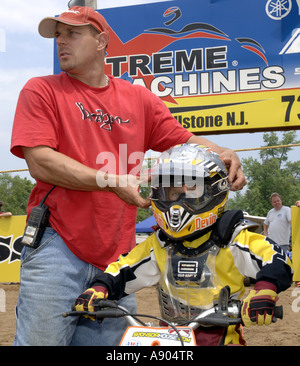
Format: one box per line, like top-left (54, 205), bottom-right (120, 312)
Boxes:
top-left (54, 0), bottom-right (300, 134)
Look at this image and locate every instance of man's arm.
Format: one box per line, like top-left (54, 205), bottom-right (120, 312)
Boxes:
top-left (186, 135), bottom-right (246, 191)
top-left (22, 145), bottom-right (150, 208)
top-left (0, 212), bottom-right (12, 217)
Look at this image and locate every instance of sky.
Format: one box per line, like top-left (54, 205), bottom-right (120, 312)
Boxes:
top-left (0, 0), bottom-right (299, 191)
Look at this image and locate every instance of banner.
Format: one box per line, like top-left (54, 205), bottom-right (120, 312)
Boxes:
top-left (50, 1), bottom-right (300, 275)
top-left (54, 0), bottom-right (300, 134)
top-left (0, 216), bottom-right (26, 282)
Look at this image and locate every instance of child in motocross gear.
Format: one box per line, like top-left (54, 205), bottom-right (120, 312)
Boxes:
top-left (74, 144), bottom-right (293, 346)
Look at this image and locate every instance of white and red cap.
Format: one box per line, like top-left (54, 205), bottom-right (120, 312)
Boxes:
top-left (38, 6), bottom-right (109, 42)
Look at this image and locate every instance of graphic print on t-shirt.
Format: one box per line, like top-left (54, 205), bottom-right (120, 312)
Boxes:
top-left (76, 102), bottom-right (130, 131)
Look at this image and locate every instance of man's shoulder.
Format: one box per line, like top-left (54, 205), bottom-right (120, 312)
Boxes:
top-left (24, 73), bottom-right (64, 91)
top-left (281, 205), bottom-right (291, 215)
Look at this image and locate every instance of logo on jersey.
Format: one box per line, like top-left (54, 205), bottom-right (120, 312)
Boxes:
top-left (76, 102), bottom-right (130, 131)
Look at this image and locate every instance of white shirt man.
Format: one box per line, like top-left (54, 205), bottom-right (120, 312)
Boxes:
top-left (264, 193), bottom-right (291, 253)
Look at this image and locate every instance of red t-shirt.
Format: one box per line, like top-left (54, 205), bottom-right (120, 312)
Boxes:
top-left (11, 73), bottom-right (192, 269)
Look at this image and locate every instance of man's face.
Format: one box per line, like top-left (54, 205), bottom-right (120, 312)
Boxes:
top-left (55, 23), bottom-right (100, 74)
top-left (271, 195), bottom-right (282, 210)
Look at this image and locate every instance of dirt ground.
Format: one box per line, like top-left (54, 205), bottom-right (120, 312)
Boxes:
top-left (1, 283), bottom-right (300, 346)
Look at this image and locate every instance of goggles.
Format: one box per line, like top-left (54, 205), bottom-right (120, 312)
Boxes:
top-left (151, 175), bottom-right (228, 214)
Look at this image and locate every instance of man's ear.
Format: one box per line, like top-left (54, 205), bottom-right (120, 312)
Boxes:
top-left (97, 32), bottom-right (109, 51)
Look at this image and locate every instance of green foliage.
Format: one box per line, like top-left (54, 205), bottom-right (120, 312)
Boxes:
top-left (0, 173), bottom-right (35, 215)
top-left (226, 131), bottom-right (300, 216)
top-left (136, 157), bottom-right (155, 223)
top-left (137, 182), bottom-right (153, 222)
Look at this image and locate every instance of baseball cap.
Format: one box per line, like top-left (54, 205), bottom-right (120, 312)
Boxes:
top-left (38, 6), bottom-right (109, 41)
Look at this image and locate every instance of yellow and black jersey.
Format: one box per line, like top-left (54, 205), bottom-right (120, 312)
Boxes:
top-left (92, 214), bottom-right (293, 345)
top-left (93, 227), bottom-right (292, 300)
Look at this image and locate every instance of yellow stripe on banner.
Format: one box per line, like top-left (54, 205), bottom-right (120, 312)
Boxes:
top-left (167, 88), bottom-right (300, 134)
top-left (0, 216), bottom-right (26, 282)
top-left (291, 206), bottom-right (300, 282)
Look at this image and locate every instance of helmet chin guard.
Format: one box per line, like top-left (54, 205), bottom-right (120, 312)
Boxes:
top-left (169, 206), bottom-right (181, 231)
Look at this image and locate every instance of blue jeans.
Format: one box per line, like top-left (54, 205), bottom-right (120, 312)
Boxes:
top-left (280, 245), bottom-right (289, 254)
top-left (13, 227), bottom-right (137, 346)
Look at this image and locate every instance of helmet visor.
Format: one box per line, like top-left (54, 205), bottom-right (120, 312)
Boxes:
top-left (151, 175), bottom-right (228, 213)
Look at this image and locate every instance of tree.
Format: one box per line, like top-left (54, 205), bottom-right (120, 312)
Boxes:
top-left (0, 173), bottom-right (35, 215)
top-left (137, 185), bottom-right (153, 222)
top-left (136, 158), bottom-right (153, 223)
top-left (226, 131), bottom-right (300, 216)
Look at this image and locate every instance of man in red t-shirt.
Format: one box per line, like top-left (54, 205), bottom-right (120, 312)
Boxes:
top-left (10, 6), bottom-right (245, 346)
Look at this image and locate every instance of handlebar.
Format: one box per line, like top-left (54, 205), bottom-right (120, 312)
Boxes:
top-left (62, 299), bottom-right (283, 330)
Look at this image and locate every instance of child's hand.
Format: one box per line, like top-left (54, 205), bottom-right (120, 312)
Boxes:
top-left (74, 286), bottom-right (108, 320)
top-left (241, 281), bottom-right (278, 327)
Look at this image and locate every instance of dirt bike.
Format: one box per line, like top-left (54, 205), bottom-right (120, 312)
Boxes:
top-left (62, 286), bottom-right (283, 346)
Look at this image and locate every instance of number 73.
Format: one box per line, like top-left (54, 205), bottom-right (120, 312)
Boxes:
top-left (282, 95), bottom-right (300, 122)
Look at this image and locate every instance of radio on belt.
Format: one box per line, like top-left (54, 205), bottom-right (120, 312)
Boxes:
top-left (21, 186), bottom-right (56, 248)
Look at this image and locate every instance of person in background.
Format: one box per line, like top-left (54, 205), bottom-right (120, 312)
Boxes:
top-left (264, 193), bottom-right (291, 254)
top-left (0, 201), bottom-right (12, 217)
top-left (10, 6), bottom-right (246, 346)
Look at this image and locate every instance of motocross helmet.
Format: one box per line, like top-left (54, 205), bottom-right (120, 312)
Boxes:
top-left (150, 144), bottom-right (229, 241)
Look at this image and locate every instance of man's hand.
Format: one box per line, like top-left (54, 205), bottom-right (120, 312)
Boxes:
top-left (96, 171), bottom-right (151, 208)
top-left (241, 282), bottom-right (278, 327)
top-left (186, 136), bottom-right (247, 191)
top-left (74, 286), bottom-right (108, 320)
top-left (218, 149), bottom-right (246, 191)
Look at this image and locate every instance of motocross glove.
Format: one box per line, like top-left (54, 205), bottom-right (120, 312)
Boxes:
top-left (74, 286), bottom-right (108, 320)
top-left (241, 281), bottom-right (278, 327)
